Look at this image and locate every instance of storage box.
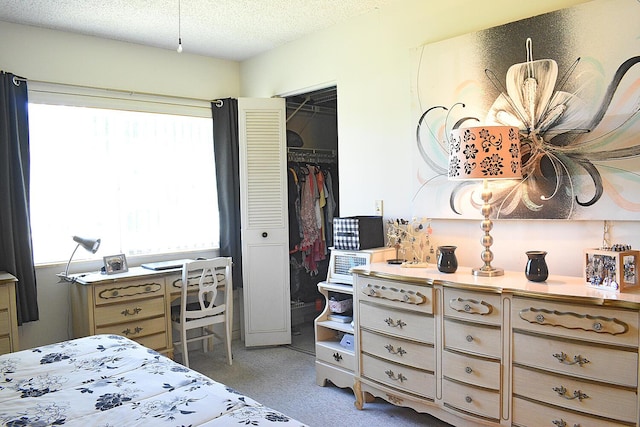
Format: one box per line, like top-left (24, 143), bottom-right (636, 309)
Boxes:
top-left (329, 297), bottom-right (352, 314)
top-left (584, 249), bottom-right (639, 292)
top-left (333, 216), bottom-right (384, 250)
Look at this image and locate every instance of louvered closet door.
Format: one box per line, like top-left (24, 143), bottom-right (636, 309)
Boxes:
top-left (238, 97), bottom-right (291, 347)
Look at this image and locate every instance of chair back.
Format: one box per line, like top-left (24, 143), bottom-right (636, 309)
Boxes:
top-left (180, 257), bottom-right (232, 323)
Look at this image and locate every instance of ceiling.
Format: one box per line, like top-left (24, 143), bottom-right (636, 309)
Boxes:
top-left (0, 0), bottom-right (396, 61)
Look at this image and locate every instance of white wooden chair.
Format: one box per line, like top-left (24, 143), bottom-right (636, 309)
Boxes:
top-left (171, 257), bottom-right (233, 367)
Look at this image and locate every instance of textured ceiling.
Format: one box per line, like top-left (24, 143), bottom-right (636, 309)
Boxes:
top-left (0, 0), bottom-right (395, 61)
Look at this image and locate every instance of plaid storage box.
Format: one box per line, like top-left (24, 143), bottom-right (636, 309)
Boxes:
top-left (333, 216), bottom-right (384, 250)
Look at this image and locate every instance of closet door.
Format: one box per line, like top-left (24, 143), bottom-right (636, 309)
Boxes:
top-left (238, 97), bottom-right (291, 347)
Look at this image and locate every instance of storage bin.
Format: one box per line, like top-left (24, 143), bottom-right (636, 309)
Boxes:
top-left (329, 297), bottom-right (352, 314)
top-left (333, 216), bottom-right (384, 250)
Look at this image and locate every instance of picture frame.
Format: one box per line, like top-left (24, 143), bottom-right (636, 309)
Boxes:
top-left (104, 254), bottom-right (128, 275)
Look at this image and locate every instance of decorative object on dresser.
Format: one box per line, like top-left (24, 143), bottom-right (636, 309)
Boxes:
top-left (103, 253), bottom-right (128, 274)
top-left (448, 125), bottom-right (522, 276)
top-left (386, 217), bottom-right (435, 267)
top-left (524, 250), bottom-right (548, 282)
top-left (585, 245), bottom-right (638, 291)
top-left (59, 235), bottom-right (101, 280)
top-left (437, 245), bottom-right (458, 273)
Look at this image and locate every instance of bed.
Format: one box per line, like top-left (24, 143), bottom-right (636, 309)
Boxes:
top-left (0, 334), bottom-right (306, 426)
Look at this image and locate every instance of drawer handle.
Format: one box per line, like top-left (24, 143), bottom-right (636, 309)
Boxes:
top-left (384, 317), bottom-right (406, 328)
top-left (122, 326), bottom-right (143, 336)
top-left (384, 344), bottom-right (407, 356)
top-left (384, 369), bottom-right (407, 383)
top-left (332, 352), bottom-right (342, 362)
top-left (551, 419), bottom-right (579, 427)
top-left (553, 351), bottom-right (590, 366)
top-left (465, 334), bottom-right (474, 342)
top-left (465, 366), bottom-right (473, 374)
top-left (552, 385), bottom-right (589, 402)
top-left (121, 307), bottom-right (142, 316)
top-left (465, 396), bottom-right (472, 403)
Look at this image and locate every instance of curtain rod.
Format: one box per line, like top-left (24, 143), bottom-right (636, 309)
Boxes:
top-left (11, 75), bottom-right (223, 107)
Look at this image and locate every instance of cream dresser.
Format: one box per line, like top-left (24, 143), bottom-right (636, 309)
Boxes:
top-left (352, 263), bottom-right (640, 427)
top-left (0, 271), bottom-right (19, 354)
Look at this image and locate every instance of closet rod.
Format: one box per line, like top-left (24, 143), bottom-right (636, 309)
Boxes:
top-left (11, 76), bottom-right (222, 106)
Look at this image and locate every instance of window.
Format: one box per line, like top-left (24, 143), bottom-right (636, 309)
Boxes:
top-left (28, 102), bottom-right (218, 264)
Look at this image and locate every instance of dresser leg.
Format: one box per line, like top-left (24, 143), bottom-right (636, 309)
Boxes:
top-left (354, 379), bottom-right (364, 409)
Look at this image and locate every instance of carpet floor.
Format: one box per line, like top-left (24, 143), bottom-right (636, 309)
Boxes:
top-left (185, 322), bottom-right (452, 427)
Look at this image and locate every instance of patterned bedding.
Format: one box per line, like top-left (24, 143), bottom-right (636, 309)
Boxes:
top-left (0, 334), bottom-right (306, 426)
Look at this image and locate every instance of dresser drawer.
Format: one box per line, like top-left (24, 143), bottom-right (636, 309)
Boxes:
top-left (316, 341), bottom-right (354, 371)
top-left (0, 309), bottom-right (8, 336)
top-left (92, 278), bottom-right (165, 305)
top-left (0, 285), bottom-right (9, 310)
top-left (513, 365), bottom-right (637, 423)
top-left (135, 332), bottom-right (169, 351)
top-left (443, 349), bottom-right (501, 390)
top-left (357, 277), bottom-right (433, 314)
top-left (443, 288), bottom-right (502, 326)
top-left (444, 318), bottom-right (501, 359)
top-left (361, 353), bottom-right (435, 398)
top-left (359, 302), bottom-right (434, 343)
top-left (94, 296), bottom-right (165, 326)
top-left (513, 396), bottom-right (630, 427)
top-left (95, 315), bottom-right (167, 339)
top-left (0, 336), bottom-right (9, 354)
top-left (361, 329), bottom-right (434, 372)
top-left (442, 377), bottom-right (500, 420)
top-left (512, 297), bottom-right (639, 348)
top-left (513, 332), bottom-right (638, 387)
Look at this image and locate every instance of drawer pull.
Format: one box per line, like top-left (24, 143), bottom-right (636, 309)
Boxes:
top-left (361, 284), bottom-right (427, 305)
top-left (122, 326), bottom-right (143, 336)
top-left (465, 334), bottom-right (474, 342)
top-left (552, 351), bottom-right (590, 366)
top-left (449, 297), bottom-right (493, 315)
top-left (384, 317), bottom-right (406, 328)
top-left (384, 369), bottom-right (407, 383)
top-left (465, 366), bottom-right (473, 374)
top-left (384, 344), bottom-right (407, 356)
top-left (520, 307), bottom-right (628, 335)
top-left (551, 420), bottom-right (579, 427)
top-left (465, 396), bottom-right (472, 403)
top-left (121, 307), bottom-right (142, 316)
top-left (552, 385), bottom-right (589, 402)
top-left (332, 352), bottom-right (342, 362)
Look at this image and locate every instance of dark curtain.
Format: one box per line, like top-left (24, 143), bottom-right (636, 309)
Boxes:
top-left (0, 72), bottom-right (38, 324)
top-left (212, 98), bottom-right (243, 288)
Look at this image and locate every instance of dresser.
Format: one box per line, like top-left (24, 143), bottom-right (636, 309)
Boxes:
top-left (0, 272), bottom-right (19, 354)
top-left (352, 263), bottom-right (640, 427)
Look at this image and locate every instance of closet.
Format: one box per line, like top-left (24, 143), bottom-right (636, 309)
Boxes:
top-left (285, 87), bottom-right (338, 339)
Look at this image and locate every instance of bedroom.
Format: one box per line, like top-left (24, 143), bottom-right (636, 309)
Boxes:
top-left (1, 0), bottom-right (639, 425)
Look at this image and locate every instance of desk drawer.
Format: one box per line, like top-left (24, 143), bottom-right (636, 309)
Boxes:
top-left (0, 285), bottom-right (8, 310)
top-left (361, 329), bottom-right (434, 371)
top-left (513, 365), bottom-right (637, 423)
top-left (95, 315), bottom-right (167, 339)
top-left (513, 332), bottom-right (638, 387)
top-left (93, 279), bottom-right (165, 305)
top-left (0, 336), bottom-right (9, 354)
top-left (94, 296), bottom-right (165, 326)
top-left (361, 353), bottom-right (435, 398)
top-left (0, 310), bottom-right (8, 336)
top-left (444, 318), bottom-right (501, 358)
top-left (359, 302), bottom-right (434, 343)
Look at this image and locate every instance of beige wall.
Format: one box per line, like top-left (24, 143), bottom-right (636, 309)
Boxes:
top-left (240, 0), bottom-right (638, 278)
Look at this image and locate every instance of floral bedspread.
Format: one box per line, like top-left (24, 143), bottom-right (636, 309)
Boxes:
top-left (0, 334), bottom-right (306, 426)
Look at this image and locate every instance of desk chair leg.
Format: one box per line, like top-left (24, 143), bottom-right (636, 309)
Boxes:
top-left (225, 324), bottom-right (232, 365)
top-left (181, 329), bottom-right (190, 368)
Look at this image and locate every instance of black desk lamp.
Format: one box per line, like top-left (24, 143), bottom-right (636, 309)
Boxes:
top-left (61, 236), bottom-right (101, 280)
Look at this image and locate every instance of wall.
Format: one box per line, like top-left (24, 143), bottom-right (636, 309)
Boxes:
top-left (240, 0), bottom-right (639, 278)
top-left (0, 20), bottom-right (241, 349)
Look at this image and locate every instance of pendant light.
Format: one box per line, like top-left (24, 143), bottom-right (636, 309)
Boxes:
top-left (177, 0), bottom-right (183, 53)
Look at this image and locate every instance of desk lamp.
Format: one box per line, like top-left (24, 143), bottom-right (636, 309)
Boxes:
top-left (448, 126), bottom-right (522, 276)
top-left (61, 235), bottom-right (101, 280)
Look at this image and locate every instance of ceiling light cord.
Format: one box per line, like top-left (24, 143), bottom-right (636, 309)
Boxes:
top-left (177, 0), bottom-right (183, 53)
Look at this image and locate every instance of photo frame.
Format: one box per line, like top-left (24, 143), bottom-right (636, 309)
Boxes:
top-left (104, 254), bottom-right (128, 275)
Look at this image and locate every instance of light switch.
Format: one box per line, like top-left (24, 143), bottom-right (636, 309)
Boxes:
top-left (374, 200), bottom-right (383, 216)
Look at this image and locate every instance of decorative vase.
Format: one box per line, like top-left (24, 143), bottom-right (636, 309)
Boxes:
top-left (525, 251), bottom-right (548, 282)
top-left (437, 246), bottom-right (458, 273)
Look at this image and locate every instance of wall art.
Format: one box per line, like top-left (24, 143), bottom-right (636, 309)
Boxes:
top-left (412, 0), bottom-right (640, 220)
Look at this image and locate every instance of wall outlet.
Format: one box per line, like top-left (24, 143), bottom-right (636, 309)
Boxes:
top-left (374, 200), bottom-right (383, 216)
